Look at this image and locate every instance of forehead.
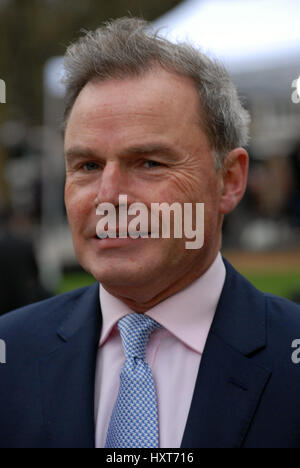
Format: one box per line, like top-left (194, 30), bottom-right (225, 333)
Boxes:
top-left (64, 67), bottom-right (203, 143)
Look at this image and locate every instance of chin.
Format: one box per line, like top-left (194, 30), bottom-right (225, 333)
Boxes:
top-left (76, 244), bottom-right (165, 286)
top-left (85, 262), bottom-right (146, 287)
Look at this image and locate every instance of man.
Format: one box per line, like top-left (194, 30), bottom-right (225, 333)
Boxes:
top-left (0, 17), bottom-right (300, 448)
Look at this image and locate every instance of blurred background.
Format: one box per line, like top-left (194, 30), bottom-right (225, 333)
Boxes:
top-left (0, 0), bottom-right (299, 314)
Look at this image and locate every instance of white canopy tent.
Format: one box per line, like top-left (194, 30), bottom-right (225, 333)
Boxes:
top-left (152, 0), bottom-right (300, 75)
top-left (44, 0), bottom-right (300, 96)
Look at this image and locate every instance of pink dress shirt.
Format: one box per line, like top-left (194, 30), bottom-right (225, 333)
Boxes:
top-left (94, 253), bottom-right (226, 448)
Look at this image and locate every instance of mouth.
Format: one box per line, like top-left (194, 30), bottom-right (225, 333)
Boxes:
top-left (91, 231), bottom-right (153, 250)
top-left (95, 232), bottom-right (151, 239)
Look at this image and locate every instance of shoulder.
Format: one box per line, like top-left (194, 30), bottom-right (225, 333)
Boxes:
top-left (0, 285), bottom-right (96, 341)
top-left (264, 292), bottom-right (300, 317)
top-left (263, 292), bottom-right (300, 342)
top-left (235, 264), bottom-right (300, 362)
top-left (222, 257), bottom-right (300, 340)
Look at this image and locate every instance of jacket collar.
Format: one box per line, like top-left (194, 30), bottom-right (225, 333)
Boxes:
top-left (211, 258), bottom-right (267, 356)
top-left (181, 258), bottom-right (271, 448)
top-left (56, 282), bottom-right (101, 343)
top-left (39, 282), bottom-right (101, 448)
top-left (54, 258), bottom-right (266, 355)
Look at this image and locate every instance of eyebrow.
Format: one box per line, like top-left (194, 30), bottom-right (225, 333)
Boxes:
top-left (64, 142), bottom-right (181, 162)
top-left (65, 147), bottom-right (100, 160)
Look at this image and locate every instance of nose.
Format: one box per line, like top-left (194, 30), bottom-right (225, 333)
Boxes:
top-left (95, 161), bottom-right (126, 207)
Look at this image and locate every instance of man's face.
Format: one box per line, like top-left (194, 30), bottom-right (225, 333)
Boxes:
top-left (64, 67), bottom-right (225, 303)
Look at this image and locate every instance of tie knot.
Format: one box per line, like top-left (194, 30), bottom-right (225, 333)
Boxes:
top-left (118, 313), bottom-right (161, 360)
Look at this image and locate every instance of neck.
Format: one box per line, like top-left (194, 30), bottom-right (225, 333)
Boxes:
top-left (102, 249), bottom-right (220, 313)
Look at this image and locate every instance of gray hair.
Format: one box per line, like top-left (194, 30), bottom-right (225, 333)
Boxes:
top-left (63, 17), bottom-right (251, 169)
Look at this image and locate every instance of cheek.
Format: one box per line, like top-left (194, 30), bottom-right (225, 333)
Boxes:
top-left (166, 171), bottom-right (202, 200)
top-left (65, 182), bottom-right (94, 231)
top-left (164, 160), bottom-right (219, 203)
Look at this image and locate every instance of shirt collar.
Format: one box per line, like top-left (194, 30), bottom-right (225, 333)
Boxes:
top-left (99, 252), bottom-right (226, 354)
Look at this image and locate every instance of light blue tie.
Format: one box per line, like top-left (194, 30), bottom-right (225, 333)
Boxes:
top-left (105, 313), bottom-right (162, 448)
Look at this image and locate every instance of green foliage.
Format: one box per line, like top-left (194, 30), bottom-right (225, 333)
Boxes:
top-left (57, 272), bottom-right (96, 295)
top-left (57, 269), bottom-right (300, 304)
top-left (243, 270), bottom-right (300, 304)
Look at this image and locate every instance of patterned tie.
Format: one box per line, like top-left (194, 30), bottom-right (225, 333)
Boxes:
top-left (105, 313), bottom-right (162, 448)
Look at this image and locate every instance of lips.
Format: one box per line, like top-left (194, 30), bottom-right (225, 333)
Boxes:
top-left (95, 231), bottom-right (151, 239)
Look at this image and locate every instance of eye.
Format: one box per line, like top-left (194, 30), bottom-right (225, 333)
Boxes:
top-left (80, 162), bottom-right (100, 172)
top-left (143, 160), bottom-right (163, 169)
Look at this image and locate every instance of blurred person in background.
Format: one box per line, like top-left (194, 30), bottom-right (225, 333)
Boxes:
top-left (287, 141), bottom-right (300, 228)
top-left (0, 18), bottom-right (300, 449)
top-left (0, 209), bottom-right (51, 315)
top-left (287, 142), bottom-right (300, 304)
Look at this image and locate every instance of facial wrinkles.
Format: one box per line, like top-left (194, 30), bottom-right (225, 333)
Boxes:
top-left (66, 72), bottom-right (217, 216)
top-left (65, 150), bottom-right (217, 228)
top-left (67, 118), bottom-right (190, 160)
top-left (66, 72), bottom-right (201, 145)
top-left (63, 90), bottom-right (225, 307)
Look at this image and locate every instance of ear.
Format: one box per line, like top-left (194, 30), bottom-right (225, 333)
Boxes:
top-left (219, 147), bottom-right (249, 215)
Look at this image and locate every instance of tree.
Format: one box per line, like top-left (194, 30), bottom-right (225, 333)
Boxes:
top-left (0, 0), bottom-right (182, 126)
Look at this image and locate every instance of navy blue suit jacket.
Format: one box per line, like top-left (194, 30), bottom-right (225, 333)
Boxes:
top-left (0, 259), bottom-right (300, 448)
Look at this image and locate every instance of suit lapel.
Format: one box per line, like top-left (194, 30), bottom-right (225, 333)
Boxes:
top-left (180, 332), bottom-right (271, 448)
top-left (181, 260), bottom-right (272, 448)
top-left (39, 283), bottom-right (101, 448)
top-left (38, 260), bottom-right (272, 448)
